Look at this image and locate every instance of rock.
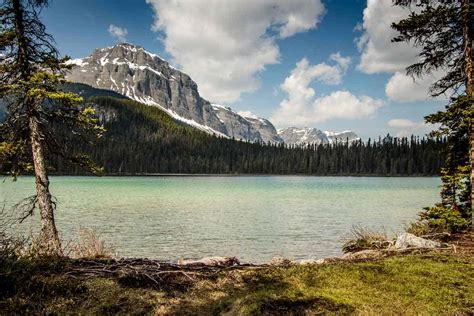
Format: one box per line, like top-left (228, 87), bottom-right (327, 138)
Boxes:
top-left (342, 249), bottom-right (386, 260)
top-left (298, 259), bottom-right (320, 265)
top-left (268, 255), bottom-right (294, 266)
top-left (178, 256), bottom-right (240, 267)
top-left (395, 233), bottom-right (442, 250)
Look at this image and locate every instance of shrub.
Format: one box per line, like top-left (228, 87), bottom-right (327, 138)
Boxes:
top-left (417, 204), bottom-right (470, 234)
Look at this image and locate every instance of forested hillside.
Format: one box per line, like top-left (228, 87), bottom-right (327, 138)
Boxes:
top-left (49, 95), bottom-right (446, 175)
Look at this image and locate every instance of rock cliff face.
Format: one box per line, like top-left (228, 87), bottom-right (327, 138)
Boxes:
top-left (244, 117), bottom-right (283, 144)
top-left (66, 43), bottom-right (357, 144)
top-left (211, 104), bottom-right (283, 143)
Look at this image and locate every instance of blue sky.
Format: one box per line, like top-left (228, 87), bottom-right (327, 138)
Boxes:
top-left (41, 0), bottom-right (446, 139)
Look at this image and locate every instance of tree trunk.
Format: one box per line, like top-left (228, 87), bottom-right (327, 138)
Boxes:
top-left (463, 0), bottom-right (474, 227)
top-left (29, 115), bottom-right (62, 254)
top-left (12, 0), bottom-right (61, 253)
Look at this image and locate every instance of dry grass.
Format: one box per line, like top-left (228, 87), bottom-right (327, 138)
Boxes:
top-left (65, 228), bottom-right (117, 259)
top-left (342, 225), bottom-right (389, 253)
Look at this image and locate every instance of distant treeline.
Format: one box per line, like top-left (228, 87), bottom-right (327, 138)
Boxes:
top-left (49, 97), bottom-right (446, 176)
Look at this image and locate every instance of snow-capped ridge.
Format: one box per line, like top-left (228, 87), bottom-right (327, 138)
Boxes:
top-left (278, 127), bottom-right (359, 145)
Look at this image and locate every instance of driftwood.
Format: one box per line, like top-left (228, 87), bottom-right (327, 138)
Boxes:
top-left (65, 257), bottom-right (257, 290)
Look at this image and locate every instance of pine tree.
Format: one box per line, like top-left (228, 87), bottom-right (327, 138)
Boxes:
top-left (392, 0), bottom-right (474, 227)
top-left (0, 0), bottom-right (104, 254)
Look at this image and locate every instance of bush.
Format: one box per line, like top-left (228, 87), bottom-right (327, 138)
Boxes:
top-left (342, 226), bottom-right (389, 253)
top-left (416, 204), bottom-right (470, 234)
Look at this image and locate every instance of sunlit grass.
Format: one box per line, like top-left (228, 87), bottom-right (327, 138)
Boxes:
top-left (1, 253), bottom-right (472, 314)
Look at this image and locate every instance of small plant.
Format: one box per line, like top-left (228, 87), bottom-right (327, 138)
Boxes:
top-left (66, 228), bottom-right (117, 259)
top-left (342, 226), bottom-right (389, 253)
top-left (420, 204), bottom-right (469, 233)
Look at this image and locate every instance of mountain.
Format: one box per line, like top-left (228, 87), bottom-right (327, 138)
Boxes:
top-left (66, 43), bottom-right (356, 145)
top-left (278, 127), bottom-right (359, 146)
top-left (66, 43), bottom-right (279, 142)
top-left (278, 127), bottom-right (329, 145)
top-left (324, 130), bottom-right (360, 144)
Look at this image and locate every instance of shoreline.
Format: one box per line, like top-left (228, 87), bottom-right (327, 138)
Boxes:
top-left (7, 173), bottom-right (441, 178)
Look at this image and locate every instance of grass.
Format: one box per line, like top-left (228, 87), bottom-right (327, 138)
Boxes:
top-left (342, 226), bottom-right (389, 253)
top-left (1, 253), bottom-right (472, 315)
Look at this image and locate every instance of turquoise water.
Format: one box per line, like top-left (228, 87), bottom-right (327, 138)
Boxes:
top-left (0, 176), bottom-right (440, 263)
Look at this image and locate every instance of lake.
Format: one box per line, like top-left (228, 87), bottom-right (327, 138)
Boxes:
top-left (0, 176), bottom-right (440, 263)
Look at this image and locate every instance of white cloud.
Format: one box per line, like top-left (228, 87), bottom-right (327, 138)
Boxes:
top-left (146, 0), bottom-right (325, 104)
top-left (356, 0), bottom-right (448, 103)
top-left (329, 52), bottom-right (351, 72)
top-left (271, 56), bottom-right (384, 126)
top-left (108, 24), bottom-right (128, 42)
top-left (356, 0), bottom-right (418, 74)
top-left (388, 118), bottom-right (436, 137)
top-left (313, 91), bottom-right (384, 123)
top-left (385, 71), bottom-right (445, 102)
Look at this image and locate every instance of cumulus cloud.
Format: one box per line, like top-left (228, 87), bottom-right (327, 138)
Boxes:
top-left (108, 24), bottom-right (128, 42)
top-left (356, 0), bottom-right (445, 103)
top-left (313, 91), bottom-right (384, 123)
top-left (356, 0), bottom-right (418, 74)
top-left (385, 71), bottom-right (446, 102)
top-left (388, 119), bottom-right (436, 137)
top-left (271, 55), bottom-right (384, 126)
top-left (146, 0), bottom-right (325, 103)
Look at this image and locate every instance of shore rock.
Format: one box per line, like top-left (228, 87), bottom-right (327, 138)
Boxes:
top-left (395, 233), bottom-right (441, 250)
top-left (269, 256), bottom-right (294, 266)
top-left (299, 257), bottom-right (345, 265)
top-left (178, 256), bottom-right (240, 267)
top-left (342, 249), bottom-right (386, 260)
top-left (299, 259), bottom-right (320, 265)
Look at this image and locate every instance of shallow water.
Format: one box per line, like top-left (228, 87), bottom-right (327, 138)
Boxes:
top-left (0, 176), bottom-right (440, 263)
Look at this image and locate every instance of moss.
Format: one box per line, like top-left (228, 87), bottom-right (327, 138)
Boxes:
top-left (0, 253), bottom-right (473, 315)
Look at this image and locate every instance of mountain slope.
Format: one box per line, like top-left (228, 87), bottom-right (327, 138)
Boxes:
top-left (48, 93), bottom-right (443, 176)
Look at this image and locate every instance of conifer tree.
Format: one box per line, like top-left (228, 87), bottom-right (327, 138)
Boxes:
top-left (392, 0), bottom-right (474, 227)
top-left (0, 0), bottom-right (103, 254)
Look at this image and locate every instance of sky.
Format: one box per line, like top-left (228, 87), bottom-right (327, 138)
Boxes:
top-left (40, 0), bottom-right (448, 139)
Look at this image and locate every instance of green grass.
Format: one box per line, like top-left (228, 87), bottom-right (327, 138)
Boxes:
top-left (1, 253), bottom-right (473, 315)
